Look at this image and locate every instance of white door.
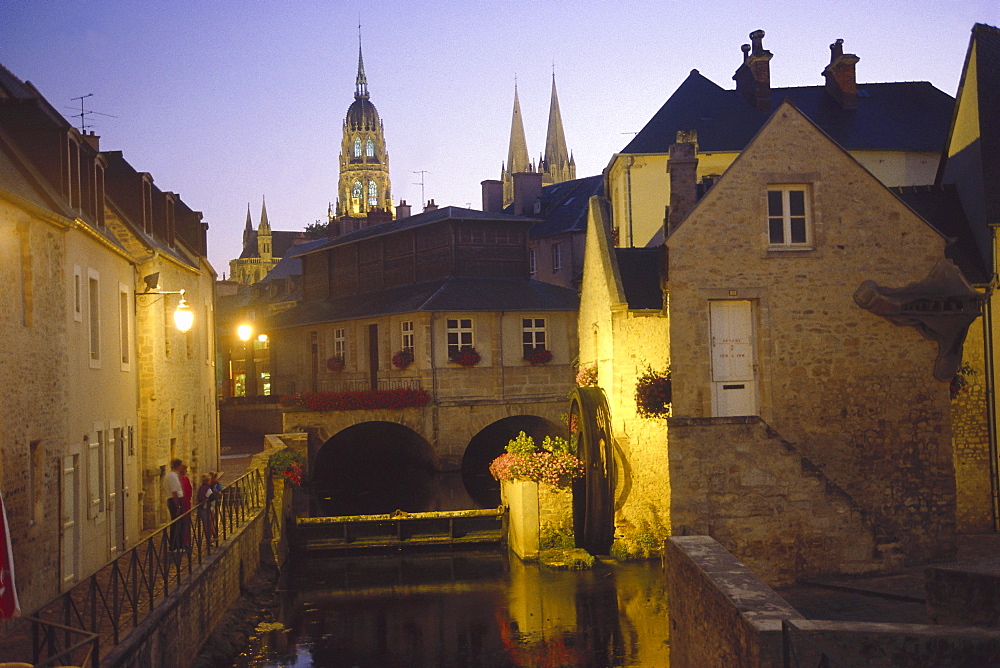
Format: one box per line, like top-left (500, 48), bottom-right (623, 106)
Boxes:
top-left (61, 455), bottom-right (78, 587)
top-left (710, 300), bottom-right (757, 416)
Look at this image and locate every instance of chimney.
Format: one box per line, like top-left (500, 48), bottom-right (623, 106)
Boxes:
top-left (667, 130), bottom-right (699, 235)
top-left (481, 179), bottom-right (504, 212)
top-left (367, 207), bottom-right (393, 226)
top-left (823, 39), bottom-right (860, 110)
top-left (395, 199), bottom-right (411, 219)
top-left (81, 131), bottom-right (100, 152)
top-left (512, 171), bottom-right (543, 216)
top-left (423, 199), bottom-right (438, 212)
top-left (733, 30), bottom-right (773, 113)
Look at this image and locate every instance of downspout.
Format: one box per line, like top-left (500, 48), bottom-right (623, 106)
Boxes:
top-left (625, 156), bottom-right (635, 248)
top-left (430, 311), bottom-right (441, 460)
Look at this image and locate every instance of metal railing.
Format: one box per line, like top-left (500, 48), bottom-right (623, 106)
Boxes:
top-left (20, 469), bottom-right (265, 667)
top-left (318, 378), bottom-right (423, 393)
top-left (782, 619), bottom-right (850, 668)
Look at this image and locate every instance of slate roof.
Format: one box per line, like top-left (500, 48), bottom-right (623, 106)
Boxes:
top-left (293, 206), bottom-right (539, 258)
top-left (505, 175), bottom-right (603, 239)
top-left (893, 185), bottom-right (990, 285)
top-left (257, 237), bottom-right (327, 283)
top-left (622, 70), bottom-right (953, 155)
top-left (614, 248), bottom-right (663, 310)
top-left (268, 276), bottom-right (579, 329)
top-left (239, 230), bottom-right (308, 259)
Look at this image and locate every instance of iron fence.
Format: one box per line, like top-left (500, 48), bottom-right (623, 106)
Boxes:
top-left (318, 378), bottom-right (423, 393)
top-left (20, 468), bottom-right (265, 667)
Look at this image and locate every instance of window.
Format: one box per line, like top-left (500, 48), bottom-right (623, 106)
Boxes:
top-left (119, 286), bottom-right (130, 368)
top-left (353, 180), bottom-right (363, 198)
top-left (767, 186), bottom-right (811, 248)
top-left (368, 180), bottom-right (378, 206)
top-left (366, 138), bottom-right (375, 157)
top-left (141, 176), bottom-right (153, 234)
top-left (522, 318), bottom-right (546, 356)
top-left (88, 270), bottom-right (101, 366)
top-left (334, 328), bottom-right (346, 358)
top-left (67, 137), bottom-right (81, 210)
top-left (402, 320), bottom-right (414, 351)
top-left (354, 137), bottom-right (362, 157)
top-left (551, 243), bottom-right (562, 272)
top-left (87, 431), bottom-right (106, 520)
top-left (529, 248), bottom-right (537, 275)
top-left (446, 318), bottom-right (473, 356)
top-left (74, 266), bottom-right (83, 321)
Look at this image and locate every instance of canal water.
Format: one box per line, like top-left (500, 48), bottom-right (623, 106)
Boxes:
top-left (237, 548), bottom-right (670, 667)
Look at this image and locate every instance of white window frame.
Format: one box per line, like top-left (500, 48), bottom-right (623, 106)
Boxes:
top-left (521, 318), bottom-right (546, 356)
top-left (767, 185), bottom-right (812, 249)
top-left (528, 248), bottom-right (537, 275)
top-left (88, 269), bottom-right (101, 367)
top-left (446, 318), bottom-right (473, 357)
top-left (551, 243), bottom-right (562, 272)
top-left (334, 328), bottom-right (346, 358)
top-left (401, 320), bottom-right (414, 351)
top-left (119, 284), bottom-right (131, 369)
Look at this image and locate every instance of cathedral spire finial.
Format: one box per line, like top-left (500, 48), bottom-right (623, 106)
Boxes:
top-left (543, 69), bottom-right (574, 184)
top-left (355, 24), bottom-right (369, 99)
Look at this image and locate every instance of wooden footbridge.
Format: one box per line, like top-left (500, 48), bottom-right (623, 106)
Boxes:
top-left (292, 508), bottom-right (506, 552)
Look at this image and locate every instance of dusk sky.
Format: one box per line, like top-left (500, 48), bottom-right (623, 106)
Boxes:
top-left (2, 1), bottom-right (996, 274)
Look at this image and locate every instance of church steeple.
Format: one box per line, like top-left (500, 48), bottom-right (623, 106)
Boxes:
top-left (501, 81), bottom-right (532, 207)
top-left (243, 204), bottom-right (253, 245)
top-left (541, 72), bottom-right (575, 185)
top-left (257, 196), bottom-right (273, 260)
top-left (336, 27), bottom-right (393, 224)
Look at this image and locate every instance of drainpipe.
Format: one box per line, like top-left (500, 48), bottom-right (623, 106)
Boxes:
top-left (625, 156), bottom-right (635, 247)
top-left (430, 312), bottom-right (440, 460)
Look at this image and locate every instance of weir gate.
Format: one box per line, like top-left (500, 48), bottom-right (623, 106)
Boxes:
top-left (292, 508), bottom-right (506, 552)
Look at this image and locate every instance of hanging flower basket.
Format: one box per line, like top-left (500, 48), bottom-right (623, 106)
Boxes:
top-left (326, 355), bottom-right (346, 372)
top-left (392, 348), bottom-right (414, 369)
top-left (449, 347), bottom-right (481, 367)
top-left (576, 363), bottom-right (598, 387)
top-left (635, 365), bottom-right (671, 419)
top-left (523, 348), bottom-right (553, 365)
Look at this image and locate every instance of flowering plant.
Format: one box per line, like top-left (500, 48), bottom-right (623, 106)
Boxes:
top-left (279, 388), bottom-right (431, 411)
top-left (392, 348), bottom-right (414, 369)
top-left (449, 346), bottom-right (481, 367)
top-left (269, 449), bottom-right (305, 487)
top-left (523, 347), bottom-right (553, 365)
top-left (950, 363), bottom-right (976, 400)
top-left (489, 431), bottom-right (585, 489)
top-left (326, 355), bottom-right (346, 372)
top-left (575, 363), bottom-right (598, 387)
top-left (635, 365), bottom-right (671, 419)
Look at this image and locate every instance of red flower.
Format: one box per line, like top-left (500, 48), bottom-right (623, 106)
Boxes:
top-left (523, 348), bottom-right (553, 365)
top-left (392, 349), bottom-right (414, 369)
top-left (449, 347), bottom-right (481, 367)
top-left (326, 355), bottom-right (346, 372)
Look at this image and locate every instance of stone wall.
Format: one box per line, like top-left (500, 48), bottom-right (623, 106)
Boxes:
top-left (669, 417), bottom-right (899, 585)
top-left (949, 318), bottom-right (995, 532)
top-left (102, 511), bottom-right (265, 668)
top-left (667, 104), bottom-right (957, 570)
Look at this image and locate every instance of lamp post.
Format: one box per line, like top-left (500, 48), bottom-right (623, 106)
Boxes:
top-left (237, 324), bottom-right (256, 398)
top-left (137, 273), bottom-right (194, 332)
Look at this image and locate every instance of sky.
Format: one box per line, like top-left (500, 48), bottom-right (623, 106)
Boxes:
top-left (2, 1), bottom-right (997, 275)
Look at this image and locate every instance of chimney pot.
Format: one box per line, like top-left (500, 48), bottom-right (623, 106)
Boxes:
top-left (481, 179), bottom-right (504, 212)
top-left (823, 38), bottom-right (860, 110)
top-left (395, 199), bottom-right (411, 219)
top-left (666, 133), bottom-right (699, 235)
top-left (424, 199), bottom-right (438, 212)
top-left (733, 30), bottom-right (772, 113)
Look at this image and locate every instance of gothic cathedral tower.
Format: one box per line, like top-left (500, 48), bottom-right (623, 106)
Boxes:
top-left (336, 35), bottom-right (393, 219)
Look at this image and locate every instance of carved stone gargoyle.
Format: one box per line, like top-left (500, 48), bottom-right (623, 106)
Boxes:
top-left (853, 259), bottom-right (986, 381)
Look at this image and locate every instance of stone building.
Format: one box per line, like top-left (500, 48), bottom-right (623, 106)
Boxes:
top-left (266, 204), bottom-right (579, 501)
top-left (578, 94), bottom-right (986, 584)
top-left (0, 65), bottom-right (218, 618)
top-left (605, 30), bottom-right (954, 249)
top-left (229, 198), bottom-right (308, 285)
top-left (500, 76), bottom-right (576, 208)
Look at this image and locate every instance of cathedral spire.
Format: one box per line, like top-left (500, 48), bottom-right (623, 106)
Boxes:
top-left (506, 82), bottom-right (531, 176)
top-left (544, 73), bottom-right (569, 171)
top-left (243, 204), bottom-right (253, 245)
top-left (259, 196), bottom-right (271, 233)
top-left (355, 26), bottom-right (369, 100)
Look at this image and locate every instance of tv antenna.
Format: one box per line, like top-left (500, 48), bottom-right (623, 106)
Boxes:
top-left (68, 93), bottom-right (118, 133)
top-left (412, 170), bottom-right (430, 207)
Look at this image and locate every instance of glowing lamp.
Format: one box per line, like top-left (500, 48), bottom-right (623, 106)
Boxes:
top-left (237, 324), bottom-right (253, 342)
top-left (173, 296), bottom-right (194, 333)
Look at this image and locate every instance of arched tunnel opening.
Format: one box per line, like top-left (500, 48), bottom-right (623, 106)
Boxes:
top-left (461, 415), bottom-right (566, 508)
top-left (312, 421), bottom-right (438, 516)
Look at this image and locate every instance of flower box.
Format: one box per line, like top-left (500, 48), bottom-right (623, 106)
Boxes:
top-left (449, 347), bottom-right (481, 367)
top-left (523, 348), bottom-right (553, 365)
top-left (392, 348), bottom-right (414, 369)
top-left (326, 355), bottom-right (345, 372)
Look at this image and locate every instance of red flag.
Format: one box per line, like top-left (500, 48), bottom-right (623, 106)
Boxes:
top-left (0, 492), bottom-right (20, 619)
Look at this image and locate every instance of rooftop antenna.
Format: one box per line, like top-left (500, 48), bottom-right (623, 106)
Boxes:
top-left (412, 170), bottom-right (430, 207)
top-left (68, 93), bottom-right (117, 133)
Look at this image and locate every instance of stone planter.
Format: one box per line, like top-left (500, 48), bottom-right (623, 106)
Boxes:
top-left (501, 479), bottom-right (574, 561)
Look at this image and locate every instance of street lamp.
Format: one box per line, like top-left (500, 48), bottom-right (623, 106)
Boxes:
top-left (238, 324), bottom-right (256, 397)
top-left (137, 272), bottom-right (194, 332)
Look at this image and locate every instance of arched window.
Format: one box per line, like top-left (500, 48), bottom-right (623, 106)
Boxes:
top-left (353, 138), bottom-right (362, 157)
top-left (353, 181), bottom-right (363, 198)
top-left (366, 138), bottom-right (375, 157)
top-left (368, 180), bottom-right (378, 206)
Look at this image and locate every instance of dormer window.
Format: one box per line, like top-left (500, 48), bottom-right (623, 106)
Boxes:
top-left (366, 138), bottom-right (375, 157)
top-left (354, 138), bottom-right (362, 158)
top-left (67, 135), bottom-right (81, 210)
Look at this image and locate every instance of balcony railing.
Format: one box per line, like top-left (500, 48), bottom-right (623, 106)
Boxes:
top-left (16, 469), bottom-right (265, 667)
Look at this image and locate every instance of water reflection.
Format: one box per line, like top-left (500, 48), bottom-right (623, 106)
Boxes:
top-left (239, 549), bottom-right (669, 667)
